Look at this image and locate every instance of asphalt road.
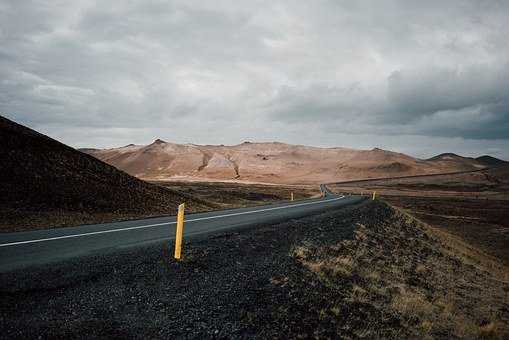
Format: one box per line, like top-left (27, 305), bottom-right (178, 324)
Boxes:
top-left (0, 187), bottom-right (364, 272)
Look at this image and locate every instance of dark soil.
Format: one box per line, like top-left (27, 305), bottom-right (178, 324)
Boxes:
top-left (154, 181), bottom-right (317, 209)
top-left (330, 167), bottom-right (509, 265)
top-left (330, 166), bottom-right (509, 200)
top-left (385, 196), bottom-right (509, 265)
top-left (1, 201), bottom-right (507, 339)
top-left (0, 116), bottom-right (214, 232)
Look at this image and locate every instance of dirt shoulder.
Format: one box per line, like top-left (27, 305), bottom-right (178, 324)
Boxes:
top-left (1, 201), bottom-right (507, 339)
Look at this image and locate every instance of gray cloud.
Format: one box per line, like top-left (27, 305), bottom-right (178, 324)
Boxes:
top-left (269, 63), bottom-right (509, 140)
top-left (1, 0), bottom-right (509, 159)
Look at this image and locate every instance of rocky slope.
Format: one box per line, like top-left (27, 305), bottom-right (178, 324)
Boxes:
top-left (0, 116), bottom-right (213, 231)
top-left (82, 140), bottom-right (501, 184)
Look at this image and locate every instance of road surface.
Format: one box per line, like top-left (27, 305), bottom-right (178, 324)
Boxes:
top-left (0, 187), bottom-right (364, 272)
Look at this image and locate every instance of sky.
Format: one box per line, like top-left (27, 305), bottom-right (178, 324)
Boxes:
top-left (1, 0), bottom-right (509, 159)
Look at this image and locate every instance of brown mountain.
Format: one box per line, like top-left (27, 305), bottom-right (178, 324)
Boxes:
top-left (0, 116), bottom-right (213, 231)
top-left (82, 140), bottom-right (495, 184)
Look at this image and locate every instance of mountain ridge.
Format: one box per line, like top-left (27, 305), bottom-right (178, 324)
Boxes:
top-left (81, 140), bottom-right (504, 184)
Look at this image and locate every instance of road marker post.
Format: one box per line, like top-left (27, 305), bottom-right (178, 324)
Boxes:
top-left (174, 203), bottom-right (185, 260)
top-left (291, 192), bottom-right (294, 201)
top-left (372, 191), bottom-right (376, 200)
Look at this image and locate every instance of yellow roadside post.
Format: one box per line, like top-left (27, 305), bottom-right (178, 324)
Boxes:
top-left (174, 203), bottom-right (185, 260)
top-left (291, 192), bottom-right (294, 201)
top-left (372, 191), bottom-right (376, 200)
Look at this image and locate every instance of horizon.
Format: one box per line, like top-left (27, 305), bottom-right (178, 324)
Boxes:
top-left (76, 134), bottom-right (506, 161)
top-left (2, 113), bottom-right (506, 161)
top-left (1, 1), bottom-right (509, 159)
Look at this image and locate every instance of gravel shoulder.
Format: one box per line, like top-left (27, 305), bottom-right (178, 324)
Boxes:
top-left (1, 200), bottom-right (508, 339)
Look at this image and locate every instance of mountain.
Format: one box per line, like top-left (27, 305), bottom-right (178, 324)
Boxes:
top-left (0, 116), bottom-right (213, 231)
top-left (475, 155), bottom-right (508, 167)
top-left (425, 153), bottom-right (487, 170)
top-left (82, 140), bottom-right (493, 184)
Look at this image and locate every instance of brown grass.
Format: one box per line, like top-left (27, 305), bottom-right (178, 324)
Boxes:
top-left (395, 205), bottom-right (509, 282)
top-left (330, 167), bottom-right (509, 265)
top-left (292, 201), bottom-right (509, 339)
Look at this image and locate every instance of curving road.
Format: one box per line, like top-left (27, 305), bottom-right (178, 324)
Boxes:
top-left (0, 186), bottom-right (364, 272)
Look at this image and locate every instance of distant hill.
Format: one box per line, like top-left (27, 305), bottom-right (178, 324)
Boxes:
top-left (426, 153), bottom-right (463, 161)
top-left (81, 140), bottom-right (494, 184)
top-left (0, 116), bottom-right (213, 231)
top-left (425, 153), bottom-right (487, 170)
top-left (475, 155), bottom-right (508, 167)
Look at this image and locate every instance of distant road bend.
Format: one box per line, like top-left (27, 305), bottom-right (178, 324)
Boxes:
top-left (0, 185), bottom-right (363, 272)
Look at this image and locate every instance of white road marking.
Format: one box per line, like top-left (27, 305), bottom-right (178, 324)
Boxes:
top-left (0, 196), bottom-right (345, 247)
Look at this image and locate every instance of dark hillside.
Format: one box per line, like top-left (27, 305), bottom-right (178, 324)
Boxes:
top-left (0, 116), bottom-right (214, 232)
top-left (476, 155), bottom-right (508, 167)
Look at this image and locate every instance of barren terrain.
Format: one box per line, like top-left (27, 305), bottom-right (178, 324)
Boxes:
top-left (0, 116), bottom-right (213, 233)
top-left (152, 181), bottom-right (318, 209)
top-left (330, 166), bottom-right (509, 265)
top-left (1, 117), bottom-right (324, 233)
top-left (82, 140), bottom-right (501, 184)
top-left (1, 201), bottom-right (507, 339)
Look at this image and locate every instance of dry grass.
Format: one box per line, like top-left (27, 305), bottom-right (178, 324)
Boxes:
top-left (395, 205), bottom-right (509, 282)
top-left (330, 166), bottom-right (509, 265)
top-left (292, 201), bottom-right (509, 339)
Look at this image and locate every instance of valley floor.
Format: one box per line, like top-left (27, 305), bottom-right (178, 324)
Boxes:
top-left (1, 201), bottom-right (507, 339)
top-left (152, 181), bottom-right (318, 209)
top-left (0, 182), bottom-right (317, 233)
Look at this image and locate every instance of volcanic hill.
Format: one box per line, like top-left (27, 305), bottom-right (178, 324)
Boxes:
top-left (0, 116), bottom-right (213, 231)
top-left (82, 140), bottom-right (503, 184)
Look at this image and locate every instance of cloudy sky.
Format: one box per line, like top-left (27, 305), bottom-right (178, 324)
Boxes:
top-left (1, 0), bottom-right (509, 159)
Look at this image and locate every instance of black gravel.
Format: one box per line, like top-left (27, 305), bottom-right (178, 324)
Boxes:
top-left (0, 201), bottom-right (384, 339)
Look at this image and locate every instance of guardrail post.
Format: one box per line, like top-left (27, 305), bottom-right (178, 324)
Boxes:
top-left (372, 191), bottom-right (376, 200)
top-left (174, 203), bottom-right (185, 260)
top-left (291, 192), bottom-right (294, 201)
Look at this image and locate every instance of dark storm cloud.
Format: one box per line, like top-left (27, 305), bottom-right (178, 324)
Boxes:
top-left (269, 63), bottom-right (509, 139)
top-left (386, 64), bottom-right (509, 129)
top-left (1, 0), bottom-right (509, 158)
